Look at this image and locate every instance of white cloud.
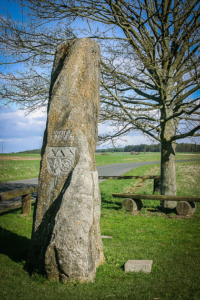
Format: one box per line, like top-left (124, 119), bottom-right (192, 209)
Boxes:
top-left (0, 107), bottom-right (47, 153)
top-left (98, 122), bottom-right (114, 135)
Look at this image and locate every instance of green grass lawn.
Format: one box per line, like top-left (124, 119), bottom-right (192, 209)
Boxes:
top-left (0, 160), bottom-right (41, 182)
top-left (0, 153), bottom-right (41, 157)
top-left (95, 151), bottom-right (200, 166)
top-left (0, 152), bottom-right (200, 182)
top-left (0, 161), bottom-right (200, 299)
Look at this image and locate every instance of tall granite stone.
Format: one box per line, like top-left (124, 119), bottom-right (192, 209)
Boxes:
top-left (26, 38), bottom-right (104, 283)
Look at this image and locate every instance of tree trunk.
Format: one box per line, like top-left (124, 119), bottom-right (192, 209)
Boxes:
top-left (160, 123), bottom-right (177, 209)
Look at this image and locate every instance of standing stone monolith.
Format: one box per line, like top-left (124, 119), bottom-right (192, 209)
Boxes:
top-left (26, 38), bottom-right (104, 283)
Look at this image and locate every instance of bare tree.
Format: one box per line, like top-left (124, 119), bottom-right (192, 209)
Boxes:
top-left (1, 0), bottom-right (200, 207)
top-left (0, 7), bottom-right (75, 111)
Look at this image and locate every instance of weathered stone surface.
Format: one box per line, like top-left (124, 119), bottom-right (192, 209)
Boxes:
top-left (161, 199), bottom-right (177, 209)
top-left (26, 38), bottom-right (104, 282)
top-left (124, 260), bottom-right (153, 273)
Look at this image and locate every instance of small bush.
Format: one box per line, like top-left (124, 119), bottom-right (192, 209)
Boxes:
top-left (130, 151), bottom-right (140, 155)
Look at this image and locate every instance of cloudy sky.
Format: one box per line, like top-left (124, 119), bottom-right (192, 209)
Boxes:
top-left (1, 106), bottom-right (199, 153)
top-left (0, 1), bottom-right (199, 153)
top-left (0, 105), bottom-right (158, 153)
top-left (0, 107), bottom-right (46, 153)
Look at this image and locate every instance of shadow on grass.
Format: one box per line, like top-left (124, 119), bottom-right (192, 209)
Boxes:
top-left (0, 203), bottom-right (35, 217)
top-left (101, 195), bottom-right (122, 210)
top-left (145, 205), bottom-right (177, 215)
top-left (0, 226), bottom-right (31, 263)
top-left (0, 207), bottom-right (22, 217)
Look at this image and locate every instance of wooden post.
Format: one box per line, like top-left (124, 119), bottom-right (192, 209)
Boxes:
top-left (153, 178), bottom-right (161, 194)
top-left (22, 194), bottom-right (31, 215)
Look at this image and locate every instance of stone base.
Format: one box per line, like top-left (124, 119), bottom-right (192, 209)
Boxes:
top-left (124, 260), bottom-right (153, 273)
top-left (161, 200), bottom-right (177, 209)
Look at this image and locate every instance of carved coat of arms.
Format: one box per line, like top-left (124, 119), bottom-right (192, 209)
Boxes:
top-left (46, 147), bottom-right (76, 176)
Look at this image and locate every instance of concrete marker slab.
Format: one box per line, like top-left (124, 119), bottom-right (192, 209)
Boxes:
top-left (124, 260), bottom-right (153, 273)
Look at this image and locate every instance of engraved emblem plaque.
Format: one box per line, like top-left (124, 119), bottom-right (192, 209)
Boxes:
top-left (46, 147), bottom-right (76, 176)
top-left (51, 130), bottom-right (71, 141)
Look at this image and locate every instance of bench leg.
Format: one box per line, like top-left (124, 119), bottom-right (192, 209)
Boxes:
top-left (133, 199), bottom-right (143, 211)
top-left (122, 198), bottom-right (143, 213)
top-left (176, 201), bottom-right (197, 216)
top-left (22, 194), bottom-right (31, 215)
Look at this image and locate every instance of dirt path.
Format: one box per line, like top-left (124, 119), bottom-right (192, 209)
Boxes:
top-left (0, 156), bottom-right (41, 161)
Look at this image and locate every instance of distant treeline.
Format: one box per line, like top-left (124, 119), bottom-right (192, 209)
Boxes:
top-left (96, 148), bottom-right (124, 153)
top-left (96, 143), bottom-right (200, 153)
top-left (124, 144), bottom-right (160, 152)
top-left (18, 149), bottom-right (41, 154)
top-left (15, 143), bottom-right (200, 154)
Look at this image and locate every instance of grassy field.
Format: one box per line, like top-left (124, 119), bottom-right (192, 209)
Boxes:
top-left (0, 160), bottom-right (40, 182)
top-left (0, 152), bottom-right (200, 182)
top-left (0, 160), bottom-right (200, 299)
top-left (95, 151), bottom-right (200, 165)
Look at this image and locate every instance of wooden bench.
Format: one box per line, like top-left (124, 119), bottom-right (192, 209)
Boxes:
top-left (112, 193), bottom-right (200, 216)
top-left (0, 186), bottom-right (38, 215)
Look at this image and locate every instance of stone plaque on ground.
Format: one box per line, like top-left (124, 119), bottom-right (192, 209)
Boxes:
top-left (26, 38), bottom-right (104, 283)
top-left (124, 260), bottom-right (153, 273)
